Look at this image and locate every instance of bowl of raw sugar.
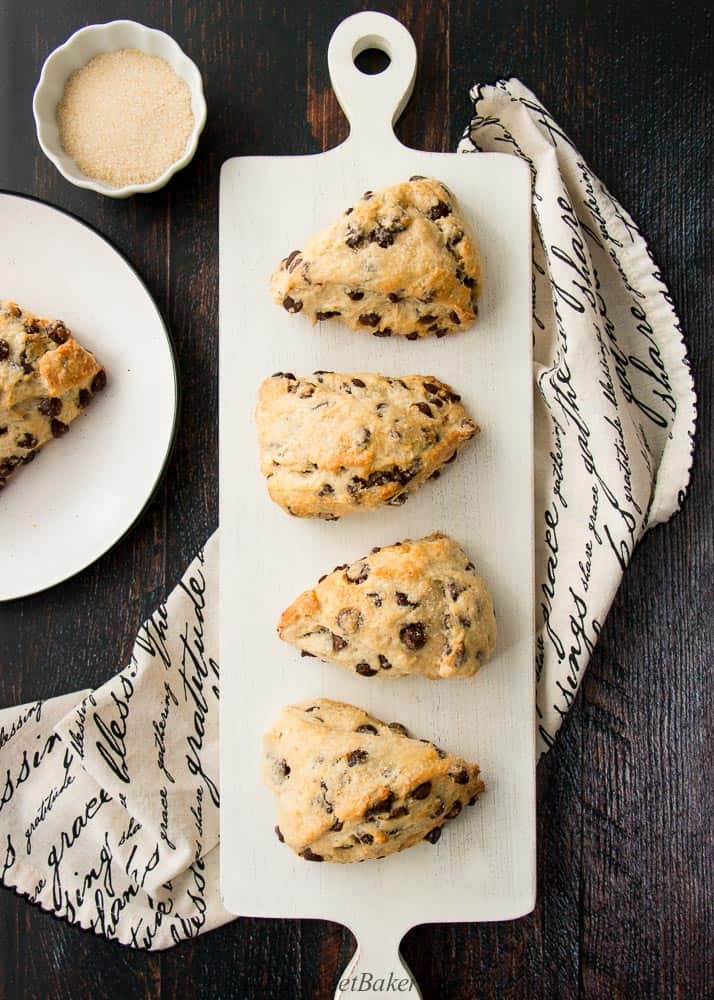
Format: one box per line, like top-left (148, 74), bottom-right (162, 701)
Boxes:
top-left (33, 20), bottom-right (207, 197)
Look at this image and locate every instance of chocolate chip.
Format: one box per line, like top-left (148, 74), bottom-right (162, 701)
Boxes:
top-left (389, 805), bottom-right (409, 819)
top-left (356, 724), bottom-right (378, 735)
top-left (433, 328), bottom-right (448, 338)
top-left (450, 768), bottom-right (470, 784)
top-left (91, 370), bottom-right (107, 392)
top-left (284, 249), bottom-right (302, 271)
top-left (459, 616), bottom-right (472, 628)
top-left (430, 798), bottom-right (445, 818)
top-left (50, 419), bottom-right (69, 438)
top-left (332, 633), bottom-right (348, 652)
top-left (16, 433), bottom-right (37, 449)
top-left (316, 310), bottom-right (341, 320)
top-left (465, 561), bottom-right (475, 572)
top-left (414, 402), bottom-right (433, 418)
top-left (387, 293), bottom-right (402, 303)
top-left (462, 274), bottom-right (476, 288)
top-left (282, 295), bottom-right (303, 313)
top-left (358, 313), bottom-right (380, 327)
top-left (357, 832), bottom-right (374, 845)
top-left (351, 377), bottom-right (366, 387)
top-left (468, 794), bottom-right (479, 806)
top-left (347, 289), bottom-right (364, 301)
top-left (366, 592), bottom-right (383, 607)
top-left (330, 818), bottom-right (344, 832)
top-left (371, 225), bottom-right (396, 248)
top-left (78, 389), bottom-right (91, 408)
top-left (346, 562), bottom-right (369, 584)
top-left (355, 662), bottom-right (377, 677)
top-left (345, 226), bottom-right (365, 249)
top-left (448, 582), bottom-right (463, 601)
top-left (366, 792), bottom-right (394, 817)
top-left (378, 655), bottom-right (392, 670)
top-left (405, 333), bottom-right (419, 340)
top-left (427, 200), bottom-right (450, 220)
top-left (301, 848), bottom-right (324, 861)
top-left (388, 722), bottom-right (409, 736)
top-left (418, 314), bottom-right (437, 325)
top-left (446, 800), bottom-right (463, 820)
top-left (47, 322), bottom-right (69, 344)
top-left (347, 749), bottom-right (368, 766)
top-left (276, 759), bottom-right (290, 778)
top-left (0, 340), bottom-right (9, 361)
top-left (38, 397), bottom-right (62, 417)
top-left (0, 427), bottom-right (6, 436)
top-left (449, 310), bottom-right (461, 325)
top-left (394, 592), bottom-right (411, 607)
top-left (0, 457), bottom-right (20, 475)
top-left (301, 650), bottom-right (316, 658)
top-left (447, 231), bottom-right (464, 247)
top-left (409, 175), bottom-right (426, 181)
top-left (336, 607), bottom-right (363, 633)
top-left (318, 483), bottom-right (334, 496)
top-left (275, 825), bottom-right (284, 842)
top-left (411, 782), bottom-right (432, 800)
top-left (362, 190), bottom-right (373, 200)
top-left (424, 827), bottom-right (442, 844)
top-left (373, 328), bottom-right (392, 337)
top-left (400, 622), bottom-right (427, 650)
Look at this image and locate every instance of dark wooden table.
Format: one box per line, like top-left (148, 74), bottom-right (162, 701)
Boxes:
top-left (1, 1), bottom-right (711, 997)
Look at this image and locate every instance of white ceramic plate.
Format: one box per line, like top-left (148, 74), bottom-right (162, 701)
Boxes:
top-left (0, 192), bottom-right (178, 600)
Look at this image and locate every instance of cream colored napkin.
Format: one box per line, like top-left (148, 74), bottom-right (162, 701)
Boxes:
top-left (0, 80), bottom-right (696, 948)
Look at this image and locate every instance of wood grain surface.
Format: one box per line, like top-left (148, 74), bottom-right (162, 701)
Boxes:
top-left (0, 1), bottom-right (711, 997)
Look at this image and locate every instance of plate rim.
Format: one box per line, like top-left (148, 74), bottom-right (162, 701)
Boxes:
top-left (0, 187), bottom-right (181, 603)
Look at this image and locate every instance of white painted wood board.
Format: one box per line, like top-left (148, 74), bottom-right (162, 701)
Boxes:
top-left (220, 12), bottom-right (535, 996)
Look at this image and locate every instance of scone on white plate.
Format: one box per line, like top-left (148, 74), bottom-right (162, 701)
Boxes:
top-left (0, 299), bottom-right (106, 491)
top-left (264, 698), bottom-right (484, 863)
top-left (270, 177), bottom-right (480, 339)
top-left (256, 371), bottom-right (478, 519)
top-left (278, 532), bottom-right (497, 679)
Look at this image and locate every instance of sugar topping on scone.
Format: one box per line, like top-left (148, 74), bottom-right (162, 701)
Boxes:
top-left (256, 371), bottom-right (479, 519)
top-left (270, 177), bottom-right (480, 339)
top-left (0, 299), bottom-right (106, 491)
top-left (264, 698), bottom-right (484, 863)
top-left (277, 532), bottom-right (497, 680)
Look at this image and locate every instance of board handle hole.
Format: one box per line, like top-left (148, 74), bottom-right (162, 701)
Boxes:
top-left (354, 47), bottom-right (391, 75)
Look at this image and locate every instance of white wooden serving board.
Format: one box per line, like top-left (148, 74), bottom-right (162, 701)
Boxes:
top-left (220, 12), bottom-right (535, 996)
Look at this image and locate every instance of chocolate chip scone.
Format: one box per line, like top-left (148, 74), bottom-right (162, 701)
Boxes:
top-left (278, 533), bottom-right (497, 679)
top-left (265, 699), bottom-right (484, 863)
top-left (0, 299), bottom-right (106, 491)
top-left (256, 371), bottom-right (478, 518)
top-left (270, 177), bottom-right (480, 339)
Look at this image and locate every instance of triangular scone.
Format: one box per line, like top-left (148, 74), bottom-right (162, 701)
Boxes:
top-left (256, 371), bottom-right (478, 518)
top-left (277, 533), bottom-right (497, 679)
top-left (0, 300), bottom-right (106, 491)
top-left (264, 699), bottom-right (484, 863)
top-left (270, 177), bottom-right (480, 339)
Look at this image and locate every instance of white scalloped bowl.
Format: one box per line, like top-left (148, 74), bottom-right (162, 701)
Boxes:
top-left (33, 20), bottom-right (207, 198)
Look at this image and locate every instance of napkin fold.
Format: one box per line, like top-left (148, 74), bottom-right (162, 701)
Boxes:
top-left (0, 80), bottom-right (696, 949)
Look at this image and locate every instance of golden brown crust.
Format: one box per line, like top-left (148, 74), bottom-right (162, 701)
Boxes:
top-left (264, 699), bottom-right (484, 863)
top-left (256, 372), bottom-right (478, 518)
top-left (0, 299), bottom-right (106, 490)
top-left (270, 177), bottom-right (481, 339)
top-left (277, 532), bottom-right (498, 680)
